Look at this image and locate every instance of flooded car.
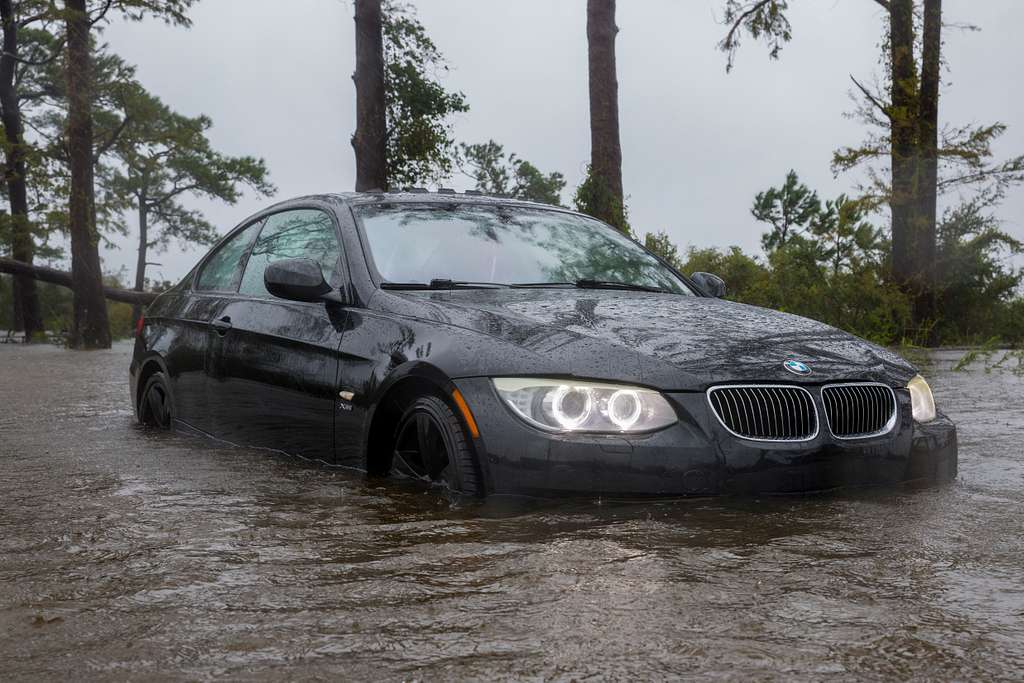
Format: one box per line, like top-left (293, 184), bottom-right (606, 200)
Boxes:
top-left (130, 191), bottom-right (957, 497)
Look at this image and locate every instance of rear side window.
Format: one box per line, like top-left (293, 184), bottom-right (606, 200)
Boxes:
top-left (195, 220), bottom-right (263, 292)
top-left (239, 209), bottom-right (342, 297)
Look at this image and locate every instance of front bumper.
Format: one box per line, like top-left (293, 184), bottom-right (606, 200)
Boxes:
top-left (453, 378), bottom-right (958, 497)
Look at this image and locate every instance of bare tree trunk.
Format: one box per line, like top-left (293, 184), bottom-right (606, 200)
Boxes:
top-left (586, 0), bottom-right (625, 230)
top-left (0, 256), bottom-right (157, 305)
top-left (132, 190), bottom-right (148, 326)
top-left (914, 0), bottom-right (942, 334)
top-left (0, 0), bottom-right (42, 340)
top-left (352, 0), bottom-right (387, 191)
top-left (65, 0), bottom-right (110, 349)
top-left (888, 0), bottom-right (918, 314)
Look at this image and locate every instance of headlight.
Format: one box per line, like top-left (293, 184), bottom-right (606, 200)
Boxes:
top-left (492, 378), bottom-right (677, 433)
top-left (908, 374), bottom-right (936, 423)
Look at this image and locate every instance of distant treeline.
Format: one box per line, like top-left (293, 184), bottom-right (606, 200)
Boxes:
top-left (645, 172), bottom-right (1023, 347)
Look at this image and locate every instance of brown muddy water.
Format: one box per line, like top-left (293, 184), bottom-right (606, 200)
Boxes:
top-left (0, 342), bottom-right (1022, 681)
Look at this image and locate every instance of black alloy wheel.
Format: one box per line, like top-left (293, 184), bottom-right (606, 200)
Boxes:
top-left (392, 395), bottom-right (482, 496)
top-left (139, 372), bottom-right (173, 429)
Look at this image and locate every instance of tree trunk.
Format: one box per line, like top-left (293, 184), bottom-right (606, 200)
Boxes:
top-left (0, 0), bottom-right (42, 340)
top-left (65, 0), bottom-right (110, 349)
top-left (888, 0), bottom-right (919, 312)
top-left (586, 0), bottom-right (625, 230)
top-left (0, 257), bottom-right (157, 305)
top-left (132, 192), bottom-right (148, 326)
top-left (352, 0), bottom-right (387, 191)
top-left (914, 0), bottom-right (942, 333)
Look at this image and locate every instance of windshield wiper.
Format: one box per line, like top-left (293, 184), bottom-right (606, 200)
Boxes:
top-left (508, 282), bottom-right (575, 289)
top-left (510, 279), bottom-right (670, 293)
top-left (575, 279), bottom-right (670, 293)
top-left (380, 278), bottom-right (508, 290)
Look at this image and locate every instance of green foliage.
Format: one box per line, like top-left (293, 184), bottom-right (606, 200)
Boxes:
top-left (752, 169), bottom-right (821, 250)
top-left (809, 194), bottom-right (886, 276)
top-left (459, 140), bottom-right (565, 205)
top-left (680, 245), bottom-right (771, 305)
top-left (676, 238), bottom-right (913, 345)
top-left (718, 0), bottom-right (792, 72)
top-left (954, 340), bottom-right (1024, 377)
top-left (64, 0), bottom-right (199, 27)
top-left (108, 85), bottom-right (276, 261)
top-left (833, 104), bottom-right (1024, 207)
top-left (643, 231), bottom-right (683, 269)
top-left (382, 1), bottom-right (468, 188)
top-left (752, 172), bottom-right (886, 274)
top-left (573, 165), bottom-right (630, 234)
top-left (932, 201), bottom-right (1023, 342)
top-left (655, 175), bottom-right (1023, 347)
top-left (20, 37), bottom-right (147, 240)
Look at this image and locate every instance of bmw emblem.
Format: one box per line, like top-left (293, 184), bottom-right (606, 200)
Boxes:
top-left (784, 359), bottom-right (811, 376)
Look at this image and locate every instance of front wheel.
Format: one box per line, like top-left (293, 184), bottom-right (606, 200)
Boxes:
top-left (392, 395), bottom-right (483, 497)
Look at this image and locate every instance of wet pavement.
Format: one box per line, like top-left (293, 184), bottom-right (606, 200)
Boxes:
top-left (1, 342), bottom-right (1022, 680)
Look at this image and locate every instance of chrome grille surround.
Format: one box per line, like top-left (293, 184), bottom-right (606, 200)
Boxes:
top-left (706, 385), bottom-right (819, 443)
top-left (821, 382), bottom-right (898, 439)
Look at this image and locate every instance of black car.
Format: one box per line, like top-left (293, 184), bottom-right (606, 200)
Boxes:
top-left (130, 191), bottom-right (958, 497)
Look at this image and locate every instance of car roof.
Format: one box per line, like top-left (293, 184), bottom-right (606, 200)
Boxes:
top-left (274, 189), bottom-right (579, 214)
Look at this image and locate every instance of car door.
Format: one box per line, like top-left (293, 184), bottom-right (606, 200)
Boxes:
top-left (206, 207), bottom-right (348, 462)
top-left (170, 218), bottom-right (263, 434)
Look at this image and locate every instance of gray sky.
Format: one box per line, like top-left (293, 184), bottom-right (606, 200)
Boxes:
top-left (95, 0), bottom-right (1024, 284)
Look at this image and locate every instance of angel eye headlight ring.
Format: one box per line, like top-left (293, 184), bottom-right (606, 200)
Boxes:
top-left (492, 378), bottom-right (677, 434)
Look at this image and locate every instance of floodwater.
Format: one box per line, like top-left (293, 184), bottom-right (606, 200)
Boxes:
top-left (1, 342), bottom-right (1022, 681)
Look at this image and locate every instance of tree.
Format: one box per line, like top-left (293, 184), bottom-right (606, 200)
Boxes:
top-left (59, 0), bottom-right (196, 348)
top-left (350, 1), bottom-right (468, 190)
top-left (752, 172), bottom-right (884, 274)
top-left (809, 195), bottom-right (885, 276)
top-left (459, 140), bottom-right (565, 205)
top-left (885, 0), bottom-right (926, 317)
top-left (381, 1), bottom-right (467, 188)
top-left (0, 0), bottom-right (42, 339)
top-left (352, 0), bottom-right (387, 191)
top-left (583, 0), bottom-right (626, 232)
top-left (643, 231), bottom-right (683, 269)
top-left (64, 0), bottom-right (110, 348)
top-left (751, 170), bottom-right (821, 251)
top-left (933, 201), bottom-right (1023, 341)
top-left (719, 0), bottom-right (1024, 336)
top-left (109, 86), bottom-right (275, 322)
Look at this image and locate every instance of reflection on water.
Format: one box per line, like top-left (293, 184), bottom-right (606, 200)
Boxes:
top-left (1, 344), bottom-right (1022, 679)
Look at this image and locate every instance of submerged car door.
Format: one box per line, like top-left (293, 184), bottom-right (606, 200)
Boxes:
top-left (206, 207), bottom-right (348, 461)
top-left (172, 218), bottom-right (264, 434)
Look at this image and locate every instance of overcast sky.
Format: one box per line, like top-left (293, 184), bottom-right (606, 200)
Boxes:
top-left (94, 0), bottom-right (1024, 284)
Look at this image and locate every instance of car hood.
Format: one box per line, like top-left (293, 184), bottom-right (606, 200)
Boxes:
top-left (379, 289), bottom-right (917, 390)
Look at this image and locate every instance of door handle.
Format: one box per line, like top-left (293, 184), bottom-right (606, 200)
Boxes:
top-left (211, 316), bottom-right (233, 335)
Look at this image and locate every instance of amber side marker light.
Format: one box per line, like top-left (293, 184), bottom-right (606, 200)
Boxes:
top-left (451, 389), bottom-right (480, 439)
top-left (135, 315), bottom-right (145, 337)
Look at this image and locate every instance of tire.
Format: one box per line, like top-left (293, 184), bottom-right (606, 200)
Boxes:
top-left (391, 395), bottom-right (483, 497)
top-left (139, 371), bottom-right (173, 429)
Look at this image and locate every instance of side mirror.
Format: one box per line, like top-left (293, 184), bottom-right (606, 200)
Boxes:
top-left (690, 271), bottom-right (727, 298)
top-left (264, 258), bottom-right (334, 302)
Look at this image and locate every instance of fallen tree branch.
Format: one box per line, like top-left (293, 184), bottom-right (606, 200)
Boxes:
top-left (0, 257), bottom-right (159, 306)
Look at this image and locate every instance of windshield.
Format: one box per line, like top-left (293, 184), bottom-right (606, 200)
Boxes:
top-left (356, 204), bottom-right (693, 294)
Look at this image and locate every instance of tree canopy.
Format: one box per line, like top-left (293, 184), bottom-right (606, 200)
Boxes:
top-left (459, 140), bottom-right (566, 205)
top-left (382, 1), bottom-right (468, 188)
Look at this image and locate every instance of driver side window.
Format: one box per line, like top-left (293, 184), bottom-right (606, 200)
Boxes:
top-left (238, 209), bottom-right (342, 298)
